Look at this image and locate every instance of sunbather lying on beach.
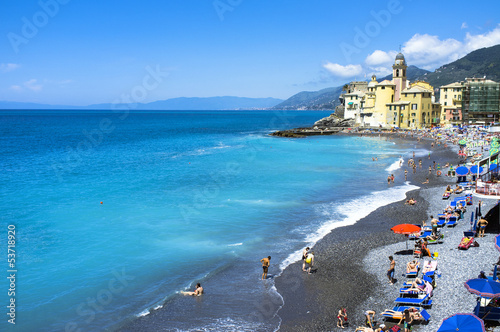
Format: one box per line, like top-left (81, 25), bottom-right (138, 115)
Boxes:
top-left (355, 327), bottom-right (382, 332)
top-left (455, 185), bottom-right (463, 194)
top-left (402, 278), bottom-right (427, 293)
top-left (406, 260), bottom-right (419, 273)
top-left (405, 198), bottom-right (416, 205)
top-left (445, 185), bottom-right (453, 193)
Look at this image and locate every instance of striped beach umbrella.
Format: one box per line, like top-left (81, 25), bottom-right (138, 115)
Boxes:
top-left (491, 141), bottom-right (500, 148)
top-left (459, 139), bottom-right (467, 146)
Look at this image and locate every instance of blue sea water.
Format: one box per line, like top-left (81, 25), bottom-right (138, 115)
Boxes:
top-left (0, 110), bottom-right (424, 331)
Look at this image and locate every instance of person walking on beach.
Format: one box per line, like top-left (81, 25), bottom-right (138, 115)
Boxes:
top-left (391, 174), bottom-right (395, 183)
top-left (302, 247), bottom-right (310, 271)
top-left (428, 166), bottom-right (432, 175)
top-left (304, 251), bottom-right (315, 274)
top-left (430, 215), bottom-right (438, 236)
top-left (387, 175), bottom-right (391, 185)
top-left (260, 256), bottom-right (271, 280)
top-left (404, 169), bottom-right (408, 181)
top-left (337, 307), bottom-right (347, 328)
top-left (387, 256), bottom-right (395, 284)
top-left (433, 161), bottom-right (436, 170)
top-left (478, 218), bottom-right (488, 237)
top-left (402, 308), bottom-right (413, 332)
top-left (412, 164), bottom-right (416, 174)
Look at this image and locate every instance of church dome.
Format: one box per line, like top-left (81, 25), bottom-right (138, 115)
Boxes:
top-left (394, 52), bottom-right (406, 66)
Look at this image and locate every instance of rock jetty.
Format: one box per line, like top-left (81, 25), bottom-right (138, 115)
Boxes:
top-left (270, 114), bottom-right (355, 137)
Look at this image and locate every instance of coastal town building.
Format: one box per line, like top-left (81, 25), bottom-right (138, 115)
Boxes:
top-left (462, 78), bottom-right (500, 124)
top-left (439, 82), bottom-right (464, 125)
top-left (343, 52), bottom-right (439, 129)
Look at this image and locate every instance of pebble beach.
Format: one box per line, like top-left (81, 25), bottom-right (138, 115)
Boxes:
top-left (275, 131), bottom-right (500, 332)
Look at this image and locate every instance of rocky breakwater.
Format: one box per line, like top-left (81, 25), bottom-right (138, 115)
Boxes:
top-left (270, 114), bottom-right (355, 138)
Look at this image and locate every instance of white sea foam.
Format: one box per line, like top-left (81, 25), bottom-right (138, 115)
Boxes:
top-left (228, 242), bottom-right (243, 247)
top-left (279, 182), bottom-right (419, 271)
top-left (386, 158), bottom-right (404, 172)
top-left (136, 309), bottom-right (150, 317)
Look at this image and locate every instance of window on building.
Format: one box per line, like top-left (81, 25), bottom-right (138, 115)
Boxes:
top-left (381, 86), bottom-right (385, 90)
top-left (445, 95), bottom-right (448, 99)
top-left (414, 93), bottom-right (416, 98)
top-left (389, 105), bottom-right (392, 110)
top-left (444, 102), bottom-right (447, 106)
top-left (412, 104), bottom-right (417, 110)
top-left (401, 105), bottom-right (405, 110)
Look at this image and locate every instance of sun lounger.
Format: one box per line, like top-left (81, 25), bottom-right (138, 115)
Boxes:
top-left (437, 217), bottom-right (447, 227)
top-left (449, 200), bottom-right (457, 208)
top-left (458, 236), bottom-right (475, 250)
top-left (422, 261), bottom-right (438, 277)
top-left (394, 294), bottom-right (432, 307)
top-left (447, 216), bottom-right (458, 227)
top-left (442, 192), bottom-right (450, 200)
top-left (405, 261), bottom-right (420, 278)
top-left (380, 306), bottom-right (431, 322)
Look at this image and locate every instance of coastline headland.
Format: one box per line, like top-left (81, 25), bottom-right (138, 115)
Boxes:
top-left (270, 114), bottom-right (355, 137)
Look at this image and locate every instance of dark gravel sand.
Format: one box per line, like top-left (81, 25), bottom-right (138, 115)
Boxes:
top-left (275, 134), bottom-right (461, 331)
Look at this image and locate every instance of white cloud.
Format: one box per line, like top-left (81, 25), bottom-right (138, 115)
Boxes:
top-left (24, 79), bottom-right (43, 92)
top-left (323, 62), bottom-right (363, 78)
top-left (461, 22), bottom-right (468, 29)
top-left (0, 63), bottom-right (20, 72)
top-left (402, 33), bottom-right (463, 66)
top-left (10, 85), bottom-right (22, 92)
top-left (464, 25), bottom-right (500, 52)
top-left (365, 50), bottom-right (398, 66)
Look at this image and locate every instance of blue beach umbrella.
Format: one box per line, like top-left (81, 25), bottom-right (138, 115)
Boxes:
top-left (465, 278), bottom-right (500, 298)
top-left (496, 234), bottom-right (500, 252)
top-left (470, 165), bottom-right (484, 174)
top-left (490, 163), bottom-right (499, 172)
top-left (437, 313), bottom-right (485, 332)
top-left (456, 166), bottom-right (469, 176)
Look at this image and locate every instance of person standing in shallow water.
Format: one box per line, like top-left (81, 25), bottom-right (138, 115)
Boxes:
top-left (260, 256), bottom-right (271, 279)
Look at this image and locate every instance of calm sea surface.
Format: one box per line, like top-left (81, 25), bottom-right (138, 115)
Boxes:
top-left (0, 110), bottom-right (424, 331)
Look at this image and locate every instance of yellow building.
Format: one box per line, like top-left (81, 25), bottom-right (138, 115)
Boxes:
top-left (345, 52), bottom-right (440, 129)
top-left (439, 82), bottom-right (464, 124)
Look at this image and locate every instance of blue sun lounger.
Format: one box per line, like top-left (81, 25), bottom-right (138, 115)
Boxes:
top-left (447, 216), bottom-right (458, 227)
top-left (437, 215), bottom-right (447, 227)
top-left (381, 306), bottom-right (431, 322)
top-left (394, 294), bottom-right (432, 307)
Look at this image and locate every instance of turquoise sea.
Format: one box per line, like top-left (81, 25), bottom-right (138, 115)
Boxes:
top-left (0, 110), bottom-right (425, 331)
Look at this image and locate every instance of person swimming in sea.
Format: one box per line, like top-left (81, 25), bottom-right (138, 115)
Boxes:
top-left (181, 283), bottom-right (204, 296)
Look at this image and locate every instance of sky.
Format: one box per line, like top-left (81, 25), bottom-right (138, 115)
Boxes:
top-left (0, 0), bottom-right (500, 106)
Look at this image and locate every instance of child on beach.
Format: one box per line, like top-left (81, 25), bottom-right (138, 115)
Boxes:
top-left (387, 256), bottom-right (395, 284)
top-left (337, 307), bottom-right (347, 328)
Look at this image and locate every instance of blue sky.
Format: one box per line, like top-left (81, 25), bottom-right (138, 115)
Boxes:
top-left (0, 0), bottom-right (499, 106)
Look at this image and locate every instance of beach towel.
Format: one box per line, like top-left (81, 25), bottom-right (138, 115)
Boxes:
top-left (389, 325), bottom-right (401, 332)
top-left (458, 237), bottom-right (474, 250)
top-left (442, 192), bottom-right (450, 199)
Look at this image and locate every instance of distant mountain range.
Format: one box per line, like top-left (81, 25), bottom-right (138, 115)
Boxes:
top-left (2, 44), bottom-right (499, 111)
top-left (0, 96), bottom-right (283, 111)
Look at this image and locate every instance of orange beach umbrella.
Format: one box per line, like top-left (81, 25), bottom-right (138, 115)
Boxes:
top-left (391, 223), bottom-right (421, 249)
top-left (391, 224), bottom-right (421, 235)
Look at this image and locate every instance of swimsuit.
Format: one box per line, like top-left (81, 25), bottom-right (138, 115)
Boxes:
top-left (263, 266), bottom-right (268, 273)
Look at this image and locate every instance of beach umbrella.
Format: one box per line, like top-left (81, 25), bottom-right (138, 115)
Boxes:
top-left (495, 234), bottom-right (500, 252)
top-left (491, 148), bottom-right (499, 155)
top-left (391, 224), bottom-right (421, 249)
top-left (437, 313), bottom-right (485, 332)
top-left (490, 163), bottom-right (499, 172)
top-left (465, 278), bottom-right (500, 298)
top-left (459, 139), bottom-right (467, 146)
top-left (456, 166), bottom-right (469, 176)
top-left (470, 165), bottom-right (484, 174)
top-left (491, 141), bottom-right (500, 148)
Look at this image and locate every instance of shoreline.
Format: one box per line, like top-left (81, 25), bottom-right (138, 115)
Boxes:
top-left (274, 133), bottom-right (467, 331)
